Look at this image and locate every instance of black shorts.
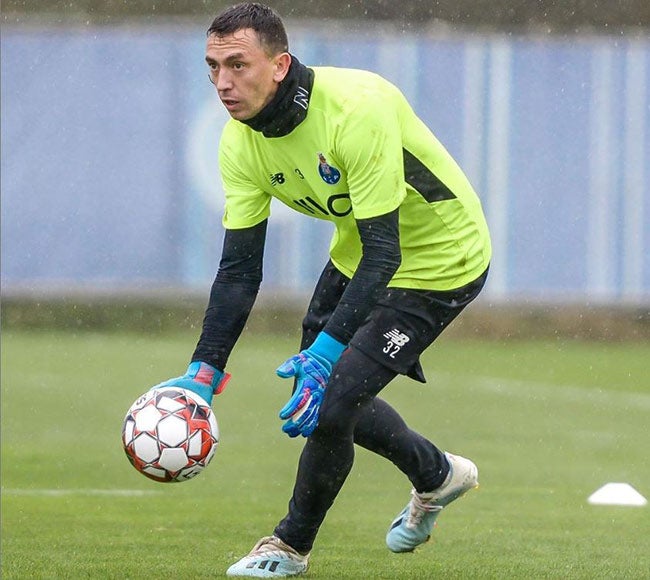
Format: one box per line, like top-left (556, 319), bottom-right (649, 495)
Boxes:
top-left (302, 261), bottom-right (488, 383)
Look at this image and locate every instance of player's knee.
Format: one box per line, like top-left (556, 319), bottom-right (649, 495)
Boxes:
top-left (315, 394), bottom-right (358, 438)
top-left (314, 405), bottom-right (346, 436)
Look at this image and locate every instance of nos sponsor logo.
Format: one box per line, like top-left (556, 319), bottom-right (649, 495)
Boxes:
top-left (293, 193), bottom-right (351, 217)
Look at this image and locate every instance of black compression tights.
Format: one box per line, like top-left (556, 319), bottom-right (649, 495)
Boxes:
top-left (273, 347), bottom-right (448, 553)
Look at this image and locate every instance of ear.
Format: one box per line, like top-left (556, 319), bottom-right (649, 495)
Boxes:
top-left (273, 53), bottom-right (292, 83)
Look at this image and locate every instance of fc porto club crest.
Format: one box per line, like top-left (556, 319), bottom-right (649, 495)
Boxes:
top-left (317, 153), bottom-right (341, 185)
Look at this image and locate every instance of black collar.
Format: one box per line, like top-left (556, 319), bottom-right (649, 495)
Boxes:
top-left (241, 54), bottom-right (314, 138)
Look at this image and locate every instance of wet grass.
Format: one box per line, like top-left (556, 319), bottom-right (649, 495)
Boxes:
top-left (2, 329), bottom-right (649, 578)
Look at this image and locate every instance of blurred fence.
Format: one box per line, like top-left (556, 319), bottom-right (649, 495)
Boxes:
top-left (2, 21), bottom-right (649, 305)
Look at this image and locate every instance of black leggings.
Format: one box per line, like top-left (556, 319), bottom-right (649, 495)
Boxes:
top-left (273, 262), bottom-right (487, 553)
top-left (273, 347), bottom-right (447, 553)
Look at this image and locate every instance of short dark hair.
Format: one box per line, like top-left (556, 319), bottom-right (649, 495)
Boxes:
top-left (207, 3), bottom-right (289, 55)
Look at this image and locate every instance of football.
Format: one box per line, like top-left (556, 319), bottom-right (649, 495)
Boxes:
top-left (122, 387), bottom-right (219, 482)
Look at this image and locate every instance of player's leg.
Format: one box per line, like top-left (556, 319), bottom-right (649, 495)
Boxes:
top-left (296, 259), bottom-right (447, 489)
top-left (353, 397), bottom-right (450, 492)
top-left (356, 272), bottom-right (488, 553)
top-left (272, 347), bottom-right (421, 552)
top-left (226, 262), bottom-right (350, 577)
top-left (226, 348), bottom-right (394, 577)
top-left (297, 260), bottom-right (449, 490)
top-left (269, 268), bottom-right (488, 556)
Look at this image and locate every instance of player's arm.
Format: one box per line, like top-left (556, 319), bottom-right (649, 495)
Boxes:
top-left (154, 219), bottom-right (267, 404)
top-left (323, 209), bottom-right (401, 343)
top-left (276, 210), bottom-right (401, 437)
top-left (155, 121), bottom-right (274, 405)
top-left (192, 218), bottom-right (267, 368)
top-left (276, 89), bottom-right (404, 436)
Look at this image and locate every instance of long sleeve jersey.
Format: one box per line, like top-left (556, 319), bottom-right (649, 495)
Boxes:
top-left (193, 60), bottom-right (491, 370)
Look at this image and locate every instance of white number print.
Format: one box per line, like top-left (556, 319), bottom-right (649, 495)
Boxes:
top-left (382, 328), bottom-right (410, 359)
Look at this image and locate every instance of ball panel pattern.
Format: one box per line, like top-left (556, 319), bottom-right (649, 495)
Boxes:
top-left (122, 387), bottom-right (219, 483)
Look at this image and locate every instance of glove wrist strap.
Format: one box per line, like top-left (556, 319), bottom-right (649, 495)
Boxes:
top-left (309, 332), bottom-right (346, 365)
top-left (187, 361), bottom-right (230, 394)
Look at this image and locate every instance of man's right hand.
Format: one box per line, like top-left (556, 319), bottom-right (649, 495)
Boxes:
top-left (152, 361), bottom-right (230, 406)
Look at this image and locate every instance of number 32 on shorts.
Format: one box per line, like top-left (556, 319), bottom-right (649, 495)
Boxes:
top-left (382, 328), bottom-right (410, 359)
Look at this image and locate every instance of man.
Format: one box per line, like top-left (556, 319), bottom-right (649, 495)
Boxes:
top-left (156, 2), bottom-right (491, 577)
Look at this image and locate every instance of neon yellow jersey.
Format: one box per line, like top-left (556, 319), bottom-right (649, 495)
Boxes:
top-left (219, 67), bottom-right (491, 290)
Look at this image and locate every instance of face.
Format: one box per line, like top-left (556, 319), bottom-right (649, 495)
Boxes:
top-left (205, 28), bottom-right (290, 121)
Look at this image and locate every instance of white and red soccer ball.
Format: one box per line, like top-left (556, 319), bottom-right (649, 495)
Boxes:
top-left (122, 387), bottom-right (219, 483)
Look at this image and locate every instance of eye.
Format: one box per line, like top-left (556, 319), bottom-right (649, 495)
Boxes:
top-left (233, 62), bottom-right (245, 70)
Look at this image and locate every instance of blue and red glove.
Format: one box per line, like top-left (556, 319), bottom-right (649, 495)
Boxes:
top-left (276, 332), bottom-right (346, 438)
top-left (152, 361), bottom-right (230, 406)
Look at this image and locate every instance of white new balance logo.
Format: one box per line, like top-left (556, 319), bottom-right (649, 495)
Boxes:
top-left (382, 328), bottom-right (410, 358)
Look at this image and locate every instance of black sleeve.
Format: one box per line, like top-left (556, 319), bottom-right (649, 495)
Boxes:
top-left (323, 209), bottom-right (401, 344)
top-left (191, 219), bottom-right (267, 370)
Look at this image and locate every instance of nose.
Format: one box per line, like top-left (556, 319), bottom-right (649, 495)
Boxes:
top-left (214, 69), bottom-right (233, 91)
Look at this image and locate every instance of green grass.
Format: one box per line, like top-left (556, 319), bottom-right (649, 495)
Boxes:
top-left (2, 329), bottom-right (649, 579)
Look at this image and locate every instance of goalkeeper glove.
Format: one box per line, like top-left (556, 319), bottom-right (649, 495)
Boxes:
top-left (152, 361), bottom-right (230, 406)
top-left (276, 332), bottom-right (346, 438)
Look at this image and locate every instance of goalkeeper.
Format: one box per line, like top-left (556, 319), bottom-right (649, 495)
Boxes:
top-left (159, 2), bottom-right (492, 577)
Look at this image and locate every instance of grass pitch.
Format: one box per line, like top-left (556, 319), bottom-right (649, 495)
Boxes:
top-left (2, 328), bottom-right (649, 578)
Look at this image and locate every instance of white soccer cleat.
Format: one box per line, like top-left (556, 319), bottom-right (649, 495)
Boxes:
top-left (386, 452), bottom-right (479, 553)
top-left (226, 535), bottom-right (309, 577)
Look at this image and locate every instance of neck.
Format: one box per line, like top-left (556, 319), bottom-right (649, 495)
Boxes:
top-left (241, 54), bottom-right (314, 138)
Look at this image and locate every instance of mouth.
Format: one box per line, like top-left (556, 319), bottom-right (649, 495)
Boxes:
top-left (220, 97), bottom-right (240, 112)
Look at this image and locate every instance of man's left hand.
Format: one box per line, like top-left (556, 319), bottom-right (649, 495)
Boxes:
top-left (276, 332), bottom-right (346, 437)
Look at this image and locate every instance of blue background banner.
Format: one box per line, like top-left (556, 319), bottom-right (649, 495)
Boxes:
top-left (2, 23), bottom-right (649, 303)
